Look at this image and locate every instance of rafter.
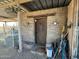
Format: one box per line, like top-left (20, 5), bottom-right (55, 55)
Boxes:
top-left (0, 0), bottom-right (32, 8)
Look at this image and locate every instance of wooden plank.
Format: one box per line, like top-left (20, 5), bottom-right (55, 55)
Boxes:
top-left (26, 7), bottom-right (67, 17)
top-left (0, 0), bottom-right (32, 8)
top-left (0, 18), bottom-right (16, 22)
top-left (19, 0), bottom-right (32, 4)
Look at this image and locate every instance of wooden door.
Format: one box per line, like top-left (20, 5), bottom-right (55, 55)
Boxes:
top-left (35, 17), bottom-right (47, 46)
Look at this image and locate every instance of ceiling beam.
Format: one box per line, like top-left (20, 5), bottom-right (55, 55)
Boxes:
top-left (26, 7), bottom-right (67, 17)
top-left (0, 0), bottom-right (32, 8)
top-left (18, 0), bottom-right (32, 4)
top-left (0, 18), bottom-right (16, 22)
top-left (0, 20), bottom-right (16, 22)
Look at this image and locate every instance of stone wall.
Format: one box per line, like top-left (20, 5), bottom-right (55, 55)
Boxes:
top-left (20, 7), bottom-right (67, 44)
top-left (21, 13), bottom-right (35, 43)
top-left (47, 8), bottom-right (67, 43)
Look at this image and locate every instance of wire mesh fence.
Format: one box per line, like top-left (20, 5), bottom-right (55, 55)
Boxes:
top-left (0, 27), bottom-right (19, 48)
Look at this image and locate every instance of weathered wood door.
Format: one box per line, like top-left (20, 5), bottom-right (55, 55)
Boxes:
top-left (35, 17), bottom-right (47, 46)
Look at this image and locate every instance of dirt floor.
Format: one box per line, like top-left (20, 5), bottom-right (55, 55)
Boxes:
top-left (0, 47), bottom-right (46, 59)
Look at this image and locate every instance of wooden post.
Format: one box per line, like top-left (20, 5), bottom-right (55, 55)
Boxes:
top-left (72, 0), bottom-right (79, 58)
top-left (76, 0), bottom-right (79, 58)
top-left (3, 22), bottom-right (6, 45)
top-left (12, 27), bottom-right (15, 48)
top-left (17, 11), bottom-right (22, 52)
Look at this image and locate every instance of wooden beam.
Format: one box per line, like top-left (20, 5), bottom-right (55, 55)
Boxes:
top-left (0, 18), bottom-right (17, 22)
top-left (26, 7), bottom-right (67, 17)
top-left (0, 0), bottom-right (32, 8)
top-left (18, 0), bottom-right (32, 4)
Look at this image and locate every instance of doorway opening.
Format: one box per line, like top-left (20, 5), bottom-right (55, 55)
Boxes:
top-left (35, 17), bottom-right (47, 47)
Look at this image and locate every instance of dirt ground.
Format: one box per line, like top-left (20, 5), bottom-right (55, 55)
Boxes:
top-left (0, 47), bottom-right (46, 59)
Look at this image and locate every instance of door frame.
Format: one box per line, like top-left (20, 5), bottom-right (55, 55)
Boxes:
top-left (34, 17), bottom-right (47, 46)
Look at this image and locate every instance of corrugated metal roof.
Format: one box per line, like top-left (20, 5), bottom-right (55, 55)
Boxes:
top-left (21, 0), bottom-right (71, 11)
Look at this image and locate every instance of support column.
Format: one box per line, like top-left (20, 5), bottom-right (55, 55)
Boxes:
top-left (17, 11), bottom-right (22, 52)
top-left (72, 0), bottom-right (79, 59)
